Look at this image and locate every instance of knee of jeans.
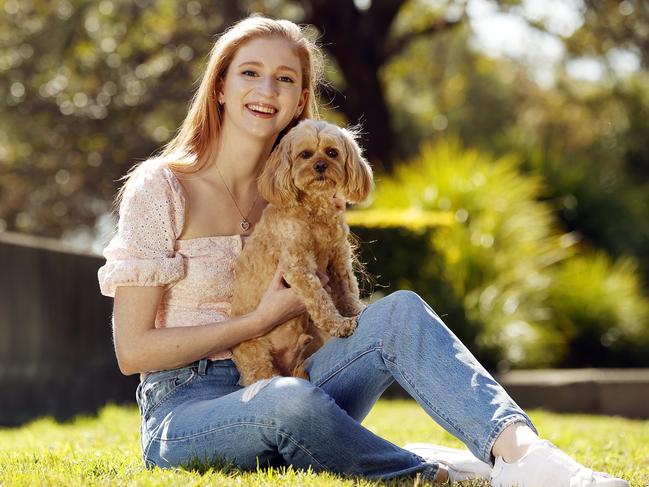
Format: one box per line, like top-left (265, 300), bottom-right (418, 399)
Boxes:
top-left (380, 290), bottom-right (447, 343)
top-left (382, 290), bottom-right (429, 326)
top-left (387, 290), bottom-right (423, 309)
top-left (270, 377), bottom-right (332, 427)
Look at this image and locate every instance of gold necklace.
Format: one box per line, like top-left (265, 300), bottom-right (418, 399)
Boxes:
top-left (215, 166), bottom-right (259, 232)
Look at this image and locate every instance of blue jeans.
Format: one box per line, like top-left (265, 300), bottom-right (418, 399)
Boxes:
top-left (137, 290), bottom-right (537, 480)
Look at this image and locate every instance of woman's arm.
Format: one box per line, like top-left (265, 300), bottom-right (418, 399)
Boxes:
top-left (113, 265), bottom-right (307, 375)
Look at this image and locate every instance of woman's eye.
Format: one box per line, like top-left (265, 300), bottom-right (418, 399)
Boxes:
top-left (326, 149), bottom-right (339, 158)
top-left (300, 151), bottom-right (313, 159)
top-left (242, 70), bottom-right (257, 77)
top-left (278, 76), bottom-right (294, 83)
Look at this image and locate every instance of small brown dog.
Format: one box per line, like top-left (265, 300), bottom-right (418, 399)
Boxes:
top-left (230, 119), bottom-right (373, 386)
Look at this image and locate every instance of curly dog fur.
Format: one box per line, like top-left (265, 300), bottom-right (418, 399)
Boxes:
top-left (230, 119), bottom-right (373, 386)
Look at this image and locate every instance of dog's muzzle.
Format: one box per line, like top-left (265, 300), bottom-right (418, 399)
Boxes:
top-left (314, 161), bottom-right (328, 173)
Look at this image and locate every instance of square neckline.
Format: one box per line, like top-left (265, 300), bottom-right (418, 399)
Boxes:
top-left (165, 167), bottom-right (253, 243)
top-left (177, 234), bottom-right (246, 242)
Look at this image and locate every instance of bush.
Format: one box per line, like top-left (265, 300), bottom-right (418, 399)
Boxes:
top-left (349, 138), bottom-right (649, 369)
top-left (547, 252), bottom-right (649, 367)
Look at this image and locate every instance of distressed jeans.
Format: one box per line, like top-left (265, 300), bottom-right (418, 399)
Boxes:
top-left (137, 290), bottom-right (537, 480)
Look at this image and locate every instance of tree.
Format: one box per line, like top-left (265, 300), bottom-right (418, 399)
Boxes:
top-left (1, 0), bottom-right (243, 239)
top-left (0, 0), bottom-right (491, 238)
top-left (298, 0), bottom-right (467, 170)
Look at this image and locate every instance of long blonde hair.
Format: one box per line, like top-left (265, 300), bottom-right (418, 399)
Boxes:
top-left (112, 15), bottom-right (325, 215)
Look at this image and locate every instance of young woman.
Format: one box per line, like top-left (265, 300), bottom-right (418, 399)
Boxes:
top-left (98, 15), bottom-right (628, 486)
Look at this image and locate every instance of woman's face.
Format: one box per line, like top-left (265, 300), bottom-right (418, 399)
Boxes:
top-left (218, 36), bottom-right (309, 142)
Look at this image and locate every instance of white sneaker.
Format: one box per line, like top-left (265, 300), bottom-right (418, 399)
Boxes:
top-left (490, 440), bottom-right (629, 487)
top-left (403, 442), bottom-right (492, 483)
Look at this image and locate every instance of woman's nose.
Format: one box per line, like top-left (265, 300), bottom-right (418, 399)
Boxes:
top-left (257, 76), bottom-right (279, 97)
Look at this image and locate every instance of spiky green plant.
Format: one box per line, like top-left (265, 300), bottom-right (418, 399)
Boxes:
top-left (352, 138), bottom-right (649, 368)
top-left (365, 138), bottom-right (576, 367)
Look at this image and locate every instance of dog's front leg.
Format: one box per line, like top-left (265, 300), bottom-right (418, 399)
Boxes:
top-left (327, 241), bottom-right (366, 317)
top-left (281, 252), bottom-right (357, 338)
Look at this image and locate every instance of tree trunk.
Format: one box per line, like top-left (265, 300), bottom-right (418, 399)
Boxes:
top-left (304, 0), bottom-right (405, 172)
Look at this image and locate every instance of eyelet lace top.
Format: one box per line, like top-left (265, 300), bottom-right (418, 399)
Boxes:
top-left (97, 161), bottom-right (247, 361)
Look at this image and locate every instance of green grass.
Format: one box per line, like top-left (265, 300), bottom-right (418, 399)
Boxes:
top-left (0, 400), bottom-right (647, 486)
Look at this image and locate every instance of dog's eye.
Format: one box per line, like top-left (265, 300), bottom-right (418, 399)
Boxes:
top-left (299, 150), bottom-right (313, 159)
top-left (326, 148), bottom-right (339, 158)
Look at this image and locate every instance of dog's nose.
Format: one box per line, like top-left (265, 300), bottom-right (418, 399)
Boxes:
top-left (314, 161), bottom-right (327, 173)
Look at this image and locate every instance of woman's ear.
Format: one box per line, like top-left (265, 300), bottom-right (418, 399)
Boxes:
top-left (258, 135), bottom-right (299, 206)
top-left (214, 75), bottom-right (226, 105)
top-left (216, 83), bottom-right (225, 105)
top-left (341, 129), bottom-right (373, 203)
top-left (295, 88), bottom-right (309, 118)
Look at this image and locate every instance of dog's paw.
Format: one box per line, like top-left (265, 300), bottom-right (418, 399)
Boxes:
top-left (344, 303), bottom-right (366, 317)
top-left (333, 315), bottom-right (358, 337)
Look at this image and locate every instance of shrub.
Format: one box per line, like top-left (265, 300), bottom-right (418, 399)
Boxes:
top-left (348, 138), bottom-right (648, 369)
top-left (546, 252), bottom-right (649, 367)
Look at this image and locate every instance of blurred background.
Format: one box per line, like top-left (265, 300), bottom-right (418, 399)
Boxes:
top-left (1, 0), bottom-right (648, 382)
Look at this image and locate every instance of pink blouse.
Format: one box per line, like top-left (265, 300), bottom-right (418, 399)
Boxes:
top-left (97, 161), bottom-right (246, 361)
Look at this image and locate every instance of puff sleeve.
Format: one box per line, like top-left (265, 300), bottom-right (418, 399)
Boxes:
top-left (98, 163), bottom-right (186, 297)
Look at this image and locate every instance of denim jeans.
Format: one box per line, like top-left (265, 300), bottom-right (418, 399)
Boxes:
top-left (137, 290), bottom-right (537, 480)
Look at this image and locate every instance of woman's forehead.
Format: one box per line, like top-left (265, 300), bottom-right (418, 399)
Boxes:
top-left (232, 37), bottom-right (302, 73)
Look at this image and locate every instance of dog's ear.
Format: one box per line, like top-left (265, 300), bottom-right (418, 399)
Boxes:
top-left (258, 134), bottom-right (299, 206)
top-left (341, 128), bottom-right (373, 203)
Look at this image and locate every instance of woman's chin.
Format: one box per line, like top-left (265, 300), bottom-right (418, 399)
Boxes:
top-left (246, 122), bottom-right (291, 141)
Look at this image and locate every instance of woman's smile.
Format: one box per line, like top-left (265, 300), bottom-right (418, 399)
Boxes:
top-left (245, 102), bottom-right (278, 118)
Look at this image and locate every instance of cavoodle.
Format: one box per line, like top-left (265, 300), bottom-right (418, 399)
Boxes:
top-left (230, 119), bottom-right (373, 386)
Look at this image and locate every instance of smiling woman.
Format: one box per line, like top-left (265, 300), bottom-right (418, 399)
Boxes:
top-left (217, 37), bottom-right (309, 140)
top-left (97, 14), bottom-right (630, 487)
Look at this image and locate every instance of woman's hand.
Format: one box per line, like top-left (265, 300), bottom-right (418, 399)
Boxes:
top-left (316, 269), bottom-right (331, 293)
top-left (253, 265), bottom-right (332, 335)
top-left (333, 193), bottom-right (346, 212)
top-left (254, 265), bottom-right (305, 334)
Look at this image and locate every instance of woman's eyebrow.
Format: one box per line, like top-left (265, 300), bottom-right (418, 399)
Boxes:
top-left (237, 61), bottom-right (298, 75)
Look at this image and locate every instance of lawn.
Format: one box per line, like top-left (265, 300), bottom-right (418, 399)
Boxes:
top-left (0, 400), bottom-right (647, 486)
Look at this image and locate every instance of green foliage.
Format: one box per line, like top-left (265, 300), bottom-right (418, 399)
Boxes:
top-left (2, 0), bottom-right (647, 365)
top-left (0, 402), bottom-right (646, 486)
top-left (383, 13), bottom-right (649, 288)
top-left (351, 138), bottom-right (649, 369)
top-left (382, 26), bottom-right (530, 160)
top-left (2, 0), bottom-right (648, 292)
top-left (547, 252), bottom-right (649, 367)
top-left (507, 74), bottom-right (649, 284)
top-left (0, 0), bottom-right (240, 238)
top-left (355, 138), bottom-right (570, 369)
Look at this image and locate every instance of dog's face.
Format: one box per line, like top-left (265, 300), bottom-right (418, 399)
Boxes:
top-left (259, 119), bottom-right (373, 206)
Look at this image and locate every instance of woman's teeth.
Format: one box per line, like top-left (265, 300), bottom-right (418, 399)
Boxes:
top-left (247, 104), bottom-right (276, 114)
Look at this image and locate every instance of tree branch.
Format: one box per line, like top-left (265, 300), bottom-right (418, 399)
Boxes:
top-left (384, 16), bottom-right (466, 60)
top-left (369, 0), bottom-right (407, 38)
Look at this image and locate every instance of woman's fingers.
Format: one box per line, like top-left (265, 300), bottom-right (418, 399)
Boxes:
top-left (333, 193), bottom-right (346, 212)
top-left (316, 270), bottom-right (332, 293)
top-left (276, 266), bottom-right (329, 294)
top-left (273, 264), bottom-right (290, 289)
top-left (316, 270), bottom-right (329, 287)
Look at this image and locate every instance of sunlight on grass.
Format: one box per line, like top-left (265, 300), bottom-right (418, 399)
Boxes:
top-left (0, 400), bottom-right (647, 486)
